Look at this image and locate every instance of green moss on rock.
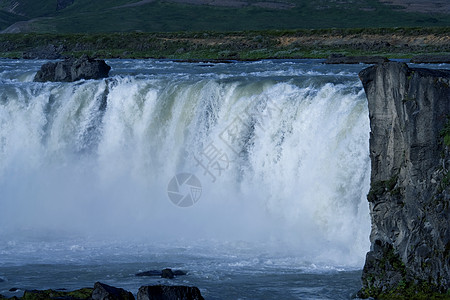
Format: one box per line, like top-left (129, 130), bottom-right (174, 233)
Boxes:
top-left (377, 282), bottom-right (450, 300)
top-left (22, 288), bottom-right (93, 300)
top-left (367, 174), bottom-right (399, 202)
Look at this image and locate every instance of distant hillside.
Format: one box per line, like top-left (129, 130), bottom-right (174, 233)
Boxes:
top-left (0, 0), bottom-right (449, 33)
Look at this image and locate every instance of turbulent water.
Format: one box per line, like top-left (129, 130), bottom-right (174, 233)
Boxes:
top-left (0, 59), bottom-right (373, 299)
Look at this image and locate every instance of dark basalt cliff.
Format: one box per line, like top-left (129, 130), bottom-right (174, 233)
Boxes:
top-left (358, 62), bottom-right (450, 298)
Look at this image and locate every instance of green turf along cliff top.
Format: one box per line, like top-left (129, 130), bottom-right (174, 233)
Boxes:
top-left (0, 27), bottom-right (448, 60)
top-left (0, 0), bottom-right (449, 33)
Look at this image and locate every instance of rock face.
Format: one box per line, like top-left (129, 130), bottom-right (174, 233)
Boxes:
top-left (34, 55), bottom-right (111, 82)
top-left (137, 285), bottom-right (204, 300)
top-left (92, 282), bottom-right (135, 300)
top-left (358, 62), bottom-right (450, 297)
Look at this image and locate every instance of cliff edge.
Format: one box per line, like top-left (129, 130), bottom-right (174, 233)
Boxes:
top-left (358, 62), bottom-right (450, 298)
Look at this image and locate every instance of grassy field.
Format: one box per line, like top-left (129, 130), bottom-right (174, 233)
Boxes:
top-left (0, 0), bottom-right (450, 33)
top-left (0, 27), bottom-right (448, 59)
top-left (1, 1), bottom-right (448, 60)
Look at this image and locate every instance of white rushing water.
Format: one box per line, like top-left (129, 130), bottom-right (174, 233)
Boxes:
top-left (0, 59), bottom-right (371, 299)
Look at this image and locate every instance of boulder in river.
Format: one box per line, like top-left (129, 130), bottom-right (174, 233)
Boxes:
top-left (135, 269), bottom-right (187, 278)
top-left (34, 55), bottom-right (111, 82)
top-left (161, 269), bottom-right (174, 279)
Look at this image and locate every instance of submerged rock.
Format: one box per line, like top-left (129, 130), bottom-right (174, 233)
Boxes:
top-left (135, 270), bottom-right (162, 277)
top-left (92, 282), bottom-right (135, 300)
top-left (34, 55), bottom-right (111, 82)
top-left (136, 270), bottom-right (162, 277)
top-left (137, 285), bottom-right (204, 300)
top-left (172, 270), bottom-right (187, 276)
top-left (358, 62), bottom-right (450, 298)
top-left (161, 269), bottom-right (174, 279)
top-left (324, 54), bottom-right (389, 64)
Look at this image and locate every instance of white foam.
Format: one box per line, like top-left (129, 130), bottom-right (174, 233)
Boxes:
top-left (0, 60), bottom-right (371, 269)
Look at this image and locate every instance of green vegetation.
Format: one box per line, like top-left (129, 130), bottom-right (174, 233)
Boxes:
top-left (361, 244), bottom-right (450, 300)
top-left (377, 284), bottom-right (450, 300)
top-left (1, 1), bottom-right (449, 59)
top-left (0, 27), bottom-right (449, 59)
top-left (21, 288), bottom-right (93, 300)
top-left (367, 174), bottom-right (400, 202)
top-left (0, 0), bottom-right (450, 33)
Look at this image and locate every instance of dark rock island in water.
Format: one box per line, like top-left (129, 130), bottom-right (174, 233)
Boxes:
top-left (358, 62), bottom-right (450, 298)
top-left (34, 55), bottom-right (111, 82)
top-left (0, 282), bottom-right (204, 300)
top-left (135, 268), bottom-right (187, 278)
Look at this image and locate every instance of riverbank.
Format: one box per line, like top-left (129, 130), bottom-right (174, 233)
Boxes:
top-left (1, 27), bottom-right (449, 60)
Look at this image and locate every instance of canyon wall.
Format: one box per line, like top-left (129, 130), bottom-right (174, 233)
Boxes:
top-left (358, 62), bottom-right (450, 298)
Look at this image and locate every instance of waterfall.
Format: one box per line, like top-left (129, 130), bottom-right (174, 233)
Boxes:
top-left (0, 60), bottom-right (371, 268)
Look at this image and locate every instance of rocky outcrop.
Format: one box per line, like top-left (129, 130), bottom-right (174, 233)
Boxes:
top-left (358, 62), bottom-right (450, 298)
top-left (92, 282), bottom-right (135, 300)
top-left (34, 55), bottom-right (111, 82)
top-left (324, 54), bottom-right (389, 64)
top-left (137, 286), bottom-right (204, 300)
top-left (1, 283), bottom-right (204, 300)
